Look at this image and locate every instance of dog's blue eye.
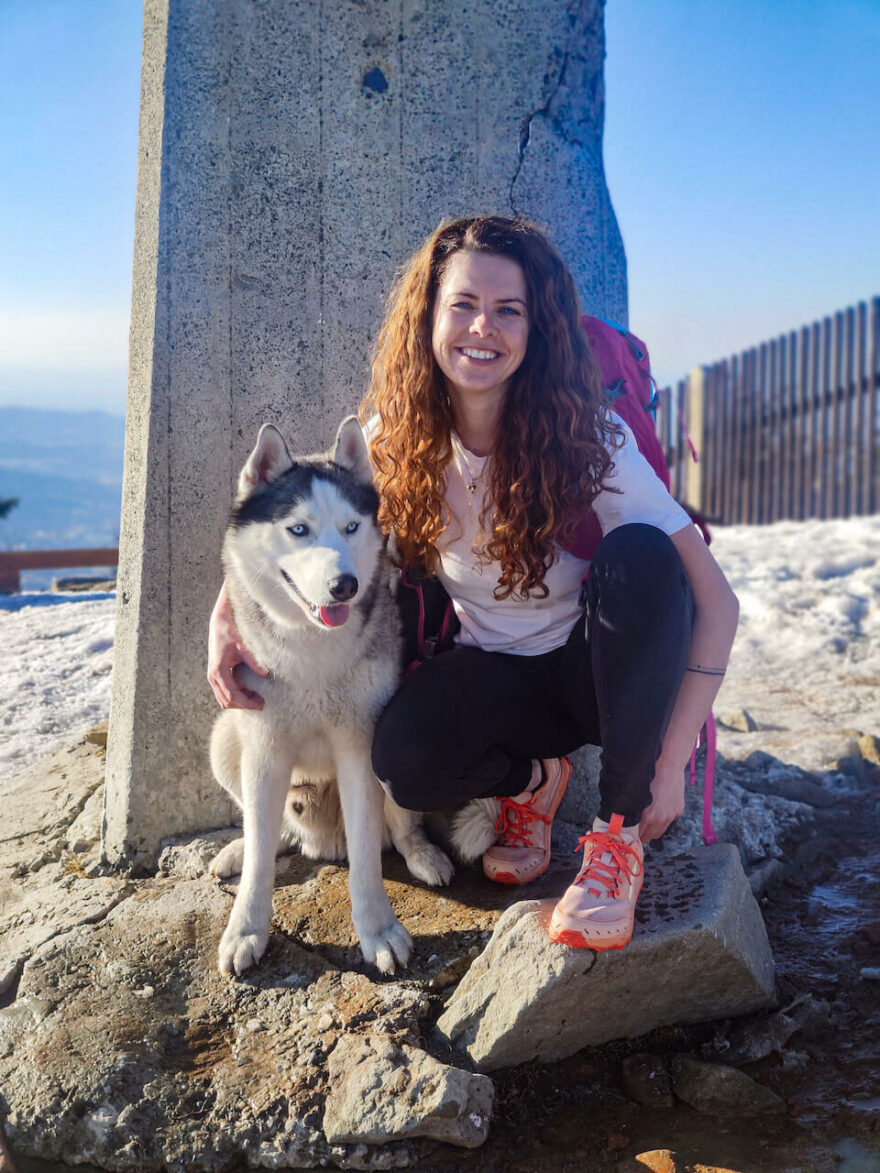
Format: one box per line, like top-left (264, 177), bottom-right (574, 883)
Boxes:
top-left (345, 522), bottom-right (360, 535)
top-left (289, 523), bottom-right (309, 537)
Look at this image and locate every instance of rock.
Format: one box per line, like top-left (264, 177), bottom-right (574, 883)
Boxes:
top-left (668, 1055), bottom-right (787, 1117)
top-left (436, 844), bottom-right (776, 1071)
top-left (0, 741), bottom-right (106, 877)
top-left (738, 757), bottom-right (837, 808)
top-left (620, 1053), bottom-right (674, 1108)
top-left (323, 1034), bottom-right (493, 1148)
top-left (716, 993), bottom-right (831, 1064)
top-left (745, 857), bottom-right (787, 896)
top-left (616, 1153), bottom-right (742, 1173)
top-left (82, 722), bottom-right (109, 748)
top-left (858, 734), bottom-right (880, 765)
top-left (617, 1152), bottom-right (677, 1173)
top-left (719, 709), bottom-right (759, 733)
top-left (859, 967), bottom-right (880, 981)
top-left (0, 875), bottom-right (431, 1170)
top-left (834, 755), bottom-right (875, 783)
top-left (157, 829), bottom-right (241, 879)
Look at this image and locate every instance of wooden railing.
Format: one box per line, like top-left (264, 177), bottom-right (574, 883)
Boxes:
top-left (0, 548), bottom-right (119, 594)
top-left (656, 297), bottom-right (880, 524)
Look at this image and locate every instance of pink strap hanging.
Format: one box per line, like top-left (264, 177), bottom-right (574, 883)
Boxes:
top-left (688, 712), bottom-right (718, 845)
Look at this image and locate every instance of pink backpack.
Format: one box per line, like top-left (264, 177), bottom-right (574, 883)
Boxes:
top-left (575, 315), bottom-right (717, 845)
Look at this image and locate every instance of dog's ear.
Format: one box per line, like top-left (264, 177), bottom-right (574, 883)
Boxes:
top-left (332, 416), bottom-right (372, 483)
top-left (238, 424), bottom-right (295, 500)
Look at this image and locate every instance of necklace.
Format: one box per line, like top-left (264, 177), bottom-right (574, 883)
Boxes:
top-left (453, 433), bottom-right (487, 496)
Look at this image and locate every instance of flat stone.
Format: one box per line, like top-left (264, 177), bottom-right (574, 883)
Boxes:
top-left (0, 741), bottom-right (105, 877)
top-left (668, 1055), bottom-right (787, 1117)
top-left (0, 875), bottom-right (431, 1170)
top-left (323, 1035), bottom-right (493, 1148)
top-left (0, 744), bottom-right (129, 997)
top-left (435, 844), bottom-right (775, 1071)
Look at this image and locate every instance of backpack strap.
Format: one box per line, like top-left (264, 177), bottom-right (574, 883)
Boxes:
top-left (398, 568), bottom-right (458, 677)
top-left (688, 713), bottom-right (718, 845)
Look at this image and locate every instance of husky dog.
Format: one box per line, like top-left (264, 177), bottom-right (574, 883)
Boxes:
top-left (209, 417), bottom-right (453, 976)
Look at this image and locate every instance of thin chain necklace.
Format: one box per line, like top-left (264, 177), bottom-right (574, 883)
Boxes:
top-left (452, 432), bottom-right (487, 496)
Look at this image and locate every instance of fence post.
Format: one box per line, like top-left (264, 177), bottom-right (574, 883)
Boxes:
top-left (684, 365), bottom-right (706, 513)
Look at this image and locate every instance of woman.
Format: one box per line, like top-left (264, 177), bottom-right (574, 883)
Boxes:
top-left (209, 215), bottom-right (739, 952)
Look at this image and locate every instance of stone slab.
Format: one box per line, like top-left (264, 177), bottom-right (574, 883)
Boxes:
top-left (0, 741), bottom-right (130, 998)
top-left (323, 1035), bottom-right (493, 1149)
top-left (435, 844), bottom-right (776, 1071)
top-left (0, 875), bottom-right (436, 1171)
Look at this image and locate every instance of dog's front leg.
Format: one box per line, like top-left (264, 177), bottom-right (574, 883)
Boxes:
top-left (217, 743), bottom-right (289, 976)
top-left (333, 736), bottom-right (412, 975)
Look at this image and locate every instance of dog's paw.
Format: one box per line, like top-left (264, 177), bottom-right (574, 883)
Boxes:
top-left (209, 837), bottom-right (246, 879)
top-left (356, 916), bottom-right (413, 975)
top-left (449, 797), bottom-right (501, 863)
top-left (404, 843), bottom-right (455, 887)
top-left (218, 917), bottom-right (269, 976)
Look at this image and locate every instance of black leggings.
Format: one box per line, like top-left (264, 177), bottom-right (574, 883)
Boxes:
top-left (371, 523), bottom-right (694, 826)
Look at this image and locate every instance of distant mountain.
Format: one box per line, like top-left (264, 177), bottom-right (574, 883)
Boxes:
top-left (0, 407), bottom-right (125, 586)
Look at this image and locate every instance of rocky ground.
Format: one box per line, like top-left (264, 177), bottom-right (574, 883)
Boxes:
top-left (1, 717), bottom-right (879, 1173)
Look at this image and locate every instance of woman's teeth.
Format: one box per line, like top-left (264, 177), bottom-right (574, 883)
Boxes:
top-left (460, 348), bottom-right (498, 360)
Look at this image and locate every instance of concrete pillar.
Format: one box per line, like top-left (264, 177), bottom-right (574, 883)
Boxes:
top-left (104, 0), bottom-right (628, 869)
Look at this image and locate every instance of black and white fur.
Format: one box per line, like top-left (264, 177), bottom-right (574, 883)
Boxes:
top-left (209, 417), bottom-right (453, 977)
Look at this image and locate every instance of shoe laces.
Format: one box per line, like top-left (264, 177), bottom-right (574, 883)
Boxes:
top-left (573, 830), bottom-right (642, 897)
top-left (494, 795), bottom-right (550, 849)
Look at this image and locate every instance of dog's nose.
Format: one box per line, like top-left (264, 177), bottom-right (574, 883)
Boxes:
top-left (328, 574), bottom-right (358, 602)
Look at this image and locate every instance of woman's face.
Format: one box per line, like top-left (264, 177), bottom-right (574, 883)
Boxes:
top-left (431, 249), bottom-right (529, 413)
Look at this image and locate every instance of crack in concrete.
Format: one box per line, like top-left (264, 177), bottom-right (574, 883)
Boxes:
top-left (508, 0), bottom-right (599, 213)
top-left (0, 881), bottom-right (136, 1010)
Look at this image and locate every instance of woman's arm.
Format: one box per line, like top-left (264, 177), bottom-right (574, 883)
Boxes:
top-left (207, 581), bottom-right (269, 710)
top-left (638, 523), bottom-right (739, 843)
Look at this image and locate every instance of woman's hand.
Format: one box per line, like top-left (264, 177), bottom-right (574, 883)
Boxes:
top-left (207, 583), bottom-right (269, 710)
top-left (638, 764), bottom-right (685, 844)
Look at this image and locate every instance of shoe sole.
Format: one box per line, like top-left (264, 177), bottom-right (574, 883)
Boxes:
top-left (548, 924), bottom-right (633, 951)
top-left (483, 757), bottom-right (572, 886)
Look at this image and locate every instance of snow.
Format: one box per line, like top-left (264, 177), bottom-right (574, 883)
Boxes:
top-left (0, 592), bottom-right (116, 782)
top-left (1, 516), bottom-right (878, 785)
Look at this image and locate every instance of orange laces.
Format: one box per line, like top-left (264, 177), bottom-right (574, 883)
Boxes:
top-left (573, 830), bottom-right (643, 897)
top-left (494, 796), bottom-right (551, 848)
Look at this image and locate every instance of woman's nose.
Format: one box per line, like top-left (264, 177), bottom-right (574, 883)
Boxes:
top-left (470, 310), bottom-right (494, 335)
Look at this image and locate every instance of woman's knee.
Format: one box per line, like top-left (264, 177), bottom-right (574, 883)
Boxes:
top-left (588, 524), bottom-right (691, 622)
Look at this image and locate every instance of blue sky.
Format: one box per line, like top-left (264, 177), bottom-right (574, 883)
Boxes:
top-left (0, 0), bottom-right (878, 412)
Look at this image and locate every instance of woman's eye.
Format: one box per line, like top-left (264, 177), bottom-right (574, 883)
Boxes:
top-left (289, 523), bottom-right (309, 537)
top-left (345, 521), bottom-right (360, 535)
top-left (500, 305), bottom-right (521, 316)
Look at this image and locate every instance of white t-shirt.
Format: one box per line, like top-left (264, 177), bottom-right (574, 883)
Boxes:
top-left (436, 414), bottom-right (691, 656)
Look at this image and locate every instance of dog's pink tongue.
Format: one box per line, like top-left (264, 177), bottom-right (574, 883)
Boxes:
top-left (320, 604), bottom-right (350, 627)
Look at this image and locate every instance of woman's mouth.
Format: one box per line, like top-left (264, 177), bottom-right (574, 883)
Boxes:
top-left (458, 347), bottom-right (501, 363)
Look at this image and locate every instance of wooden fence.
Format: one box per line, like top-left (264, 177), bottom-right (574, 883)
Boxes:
top-left (0, 547), bottom-right (118, 594)
top-left (656, 297), bottom-right (880, 524)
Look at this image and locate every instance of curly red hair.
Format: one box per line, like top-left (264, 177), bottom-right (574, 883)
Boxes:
top-left (360, 215), bottom-right (622, 599)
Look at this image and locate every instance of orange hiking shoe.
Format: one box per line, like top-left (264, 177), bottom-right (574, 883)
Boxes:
top-left (548, 813), bottom-right (644, 950)
top-left (482, 757), bottom-right (571, 885)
